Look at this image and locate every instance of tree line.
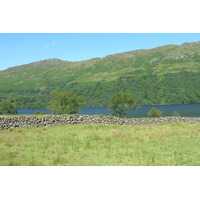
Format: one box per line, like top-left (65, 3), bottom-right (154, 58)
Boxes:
top-left (0, 90), bottom-right (172, 118)
top-left (1, 71), bottom-right (200, 110)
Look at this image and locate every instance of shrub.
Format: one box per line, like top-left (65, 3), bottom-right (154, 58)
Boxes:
top-left (172, 110), bottom-right (181, 117)
top-left (147, 107), bottom-right (162, 118)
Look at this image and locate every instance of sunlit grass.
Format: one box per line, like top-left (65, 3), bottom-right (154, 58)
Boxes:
top-left (0, 123), bottom-right (199, 166)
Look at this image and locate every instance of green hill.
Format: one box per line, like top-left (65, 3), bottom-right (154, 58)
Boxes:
top-left (1, 41), bottom-right (200, 109)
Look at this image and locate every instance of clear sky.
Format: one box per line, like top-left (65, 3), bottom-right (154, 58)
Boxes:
top-left (0, 33), bottom-right (200, 70)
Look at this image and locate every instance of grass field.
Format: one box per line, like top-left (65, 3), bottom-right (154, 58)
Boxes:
top-left (0, 123), bottom-right (199, 166)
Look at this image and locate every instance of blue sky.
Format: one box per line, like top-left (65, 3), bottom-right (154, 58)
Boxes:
top-left (0, 33), bottom-right (200, 70)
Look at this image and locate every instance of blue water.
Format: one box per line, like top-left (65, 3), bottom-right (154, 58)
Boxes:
top-left (17, 104), bottom-right (200, 118)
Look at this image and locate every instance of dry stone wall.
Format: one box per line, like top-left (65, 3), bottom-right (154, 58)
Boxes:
top-left (1, 115), bottom-right (200, 130)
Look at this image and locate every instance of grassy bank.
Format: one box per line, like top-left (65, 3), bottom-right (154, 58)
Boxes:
top-left (0, 123), bottom-right (199, 166)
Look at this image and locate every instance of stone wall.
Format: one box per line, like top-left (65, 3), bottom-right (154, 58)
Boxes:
top-left (1, 115), bottom-right (200, 130)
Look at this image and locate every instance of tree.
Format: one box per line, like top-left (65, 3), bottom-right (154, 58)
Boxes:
top-left (49, 91), bottom-right (84, 114)
top-left (0, 106), bottom-right (2, 115)
top-left (1, 99), bottom-right (18, 114)
top-left (110, 92), bottom-right (137, 118)
top-left (147, 107), bottom-right (162, 118)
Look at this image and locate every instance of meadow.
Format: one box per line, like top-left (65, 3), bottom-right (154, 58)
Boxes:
top-left (0, 122), bottom-right (199, 166)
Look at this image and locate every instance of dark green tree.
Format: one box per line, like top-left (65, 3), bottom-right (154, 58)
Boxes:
top-left (110, 92), bottom-right (137, 118)
top-left (49, 91), bottom-right (84, 114)
top-left (147, 107), bottom-right (162, 118)
top-left (1, 99), bottom-right (18, 114)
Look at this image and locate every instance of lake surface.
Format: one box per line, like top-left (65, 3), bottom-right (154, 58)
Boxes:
top-left (17, 104), bottom-right (200, 118)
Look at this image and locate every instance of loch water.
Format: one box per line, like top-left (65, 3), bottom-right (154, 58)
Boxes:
top-left (17, 104), bottom-right (200, 118)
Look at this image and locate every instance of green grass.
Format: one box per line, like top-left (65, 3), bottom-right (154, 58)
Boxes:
top-left (0, 123), bottom-right (200, 166)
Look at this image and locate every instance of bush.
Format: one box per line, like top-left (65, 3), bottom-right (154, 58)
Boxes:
top-left (147, 107), bottom-right (162, 118)
top-left (0, 106), bottom-right (2, 115)
top-left (172, 110), bottom-right (181, 117)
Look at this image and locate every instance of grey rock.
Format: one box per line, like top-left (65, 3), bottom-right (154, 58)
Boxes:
top-left (1, 115), bottom-right (200, 130)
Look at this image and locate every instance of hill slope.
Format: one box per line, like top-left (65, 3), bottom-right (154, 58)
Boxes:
top-left (0, 42), bottom-right (200, 109)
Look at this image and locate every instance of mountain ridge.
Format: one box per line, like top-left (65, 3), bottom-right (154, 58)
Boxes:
top-left (0, 41), bottom-right (200, 109)
top-left (0, 42), bottom-right (187, 72)
top-left (2, 41), bottom-right (200, 72)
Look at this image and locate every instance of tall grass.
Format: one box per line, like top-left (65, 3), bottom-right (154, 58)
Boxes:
top-left (0, 123), bottom-right (199, 166)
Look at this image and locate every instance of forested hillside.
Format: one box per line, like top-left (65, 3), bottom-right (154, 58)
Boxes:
top-left (0, 41), bottom-right (200, 109)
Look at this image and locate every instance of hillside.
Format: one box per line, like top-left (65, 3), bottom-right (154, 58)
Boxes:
top-left (0, 41), bottom-right (200, 109)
